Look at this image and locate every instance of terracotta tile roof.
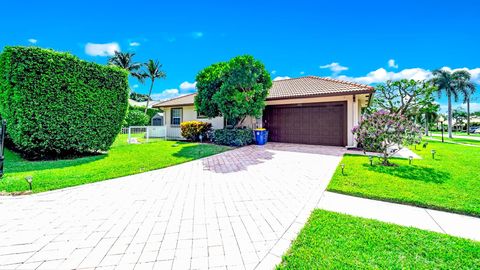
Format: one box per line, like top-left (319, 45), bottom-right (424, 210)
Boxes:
top-left (154, 76), bottom-right (373, 107)
top-left (268, 76), bottom-right (373, 100)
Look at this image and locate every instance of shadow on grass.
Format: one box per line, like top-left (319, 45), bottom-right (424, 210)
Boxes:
top-left (4, 149), bottom-right (107, 174)
top-left (363, 164), bottom-right (450, 184)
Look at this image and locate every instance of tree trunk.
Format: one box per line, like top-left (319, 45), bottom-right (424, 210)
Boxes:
top-left (425, 113), bottom-right (429, 136)
top-left (467, 97), bottom-right (471, 135)
top-left (144, 79), bottom-right (155, 114)
top-left (447, 93), bottom-right (453, 138)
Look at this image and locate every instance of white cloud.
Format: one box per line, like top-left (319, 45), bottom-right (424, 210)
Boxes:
top-left (440, 67), bottom-right (480, 84)
top-left (28, 38), bottom-right (37, 44)
top-left (85, 42), bottom-right (120, 57)
top-left (179, 81), bottom-right (197, 91)
top-left (151, 89), bottom-right (180, 100)
top-left (192, 32), bottom-right (204, 39)
top-left (271, 70), bottom-right (277, 75)
top-left (337, 67), bottom-right (433, 84)
top-left (320, 62), bottom-right (348, 75)
top-left (132, 84), bottom-right (139, 89)
top-left (336, 66), bottom-right (480, 85)
top-left (388, 59), bottom-right (398, 69)
top-left (300, 71), bottom-right (305, 75)
top-left (151, 81), bottom-right (197, 100)
top-left (129, 42), bottom-right (140, 47)
top-left (273, 76), bottom-right (291, 81)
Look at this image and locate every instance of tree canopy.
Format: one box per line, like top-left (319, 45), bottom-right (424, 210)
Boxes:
top-left (195, 55), bottom-right (272, 127)
top-left (371, 79), bottom-right (437, 117)
top-left (431, 69), bottom-right (473, 138)
top-left (353, 110), bottom-right (422, 166)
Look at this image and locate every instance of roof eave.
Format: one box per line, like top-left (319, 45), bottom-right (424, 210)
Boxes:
top-left (153, 103), bottom-right (195, 108)
top-left (266, 89), bottom-right (373, 101)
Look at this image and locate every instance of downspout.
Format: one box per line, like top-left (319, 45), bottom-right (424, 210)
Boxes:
top-left (349, 94), bottom-right (357, 149)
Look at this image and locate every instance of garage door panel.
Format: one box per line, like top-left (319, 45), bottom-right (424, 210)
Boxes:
top-left (264, 102), bottom-right (346, 146)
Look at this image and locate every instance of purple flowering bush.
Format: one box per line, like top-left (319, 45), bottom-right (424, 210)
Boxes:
top-left (353, 110), bottom-right (422, 166)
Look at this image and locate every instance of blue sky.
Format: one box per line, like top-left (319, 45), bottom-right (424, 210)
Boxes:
top-left (1, 0), bottom-right (479, 111)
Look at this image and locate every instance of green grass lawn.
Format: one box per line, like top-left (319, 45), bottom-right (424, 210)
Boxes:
top-left (425, 136), bottom-right (480, 146)
top-left (431, 131), bottom-right (480, 137)
top-left (328, 140), bottom-right (480, 216)
top-left (277, 210), bottom-right (480, 269)
top-left (0, 135), bottom-right (230, 193)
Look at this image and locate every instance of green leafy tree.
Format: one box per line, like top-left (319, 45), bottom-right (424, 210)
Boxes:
top-left (431, 69), bottom-right (472, 138)
top-left (195, 62), bottom-right (228, 119)
top-left (108, 51), bottom-right (142, 80)
top-left (195, 55), bottom-right (272, 127)
top-left (138, 60), bottom-right (166, 113)
top-left (371, 79), bottom-right (437, 116)
top-left (353, 110), bottom-right (422, 166)
top-left (452, 107), bottom-right (468, 131)
top-left (123, 110), bottom-right (149, 127)
top-left (457, 79), bottom-right (476, 134)
top-left (129, 92), bottom-right (151, 102)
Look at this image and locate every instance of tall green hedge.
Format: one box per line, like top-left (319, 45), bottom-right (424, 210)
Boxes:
top-left (0, 46), bottom-right (129, 158)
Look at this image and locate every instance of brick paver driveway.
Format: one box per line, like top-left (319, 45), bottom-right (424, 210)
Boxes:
top-left (0, 143), bottom-right (345, 270)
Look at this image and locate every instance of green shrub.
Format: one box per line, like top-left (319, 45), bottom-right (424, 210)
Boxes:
top-left (124, 110), bottom-right (150, 127)
top-left (180, 121), bottom-right (212, 141)
top-left (0, 46), bottom-right (129, 158)
top-left (214, 128), bottom-right (253, 146)
top-left (129, 105), bottom-right (161, 121)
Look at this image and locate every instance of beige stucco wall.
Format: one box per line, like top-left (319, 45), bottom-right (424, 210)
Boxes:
top-left (162, 106), bottom-right (224, 139)
top-left (160, 93), bottom-right (369, 146)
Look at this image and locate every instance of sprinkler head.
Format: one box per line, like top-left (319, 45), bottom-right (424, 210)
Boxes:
top-left (25, 176), bottom-right (33, 190)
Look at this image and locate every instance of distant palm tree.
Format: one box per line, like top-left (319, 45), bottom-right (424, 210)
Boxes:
top-left (458, 78), bottom-right (476, 135)
top-left (108, 51), bottom-right (142, 80)
top-left (431, 69), bottom-right (472, 138)
top-left (139, 60), bottom-right (166, 113)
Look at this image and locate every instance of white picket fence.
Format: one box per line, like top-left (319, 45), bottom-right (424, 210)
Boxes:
top-left (121, 126), bottom-right (166, 144)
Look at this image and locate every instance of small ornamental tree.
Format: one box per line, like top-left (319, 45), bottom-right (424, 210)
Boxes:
top-left (195, 55), bottom-right (272, 127)
top-left (353, 110), bottom-right (422, 166)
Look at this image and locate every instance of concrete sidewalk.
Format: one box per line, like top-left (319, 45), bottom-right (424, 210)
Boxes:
top-left (318, 192), bottom-right (480, 242)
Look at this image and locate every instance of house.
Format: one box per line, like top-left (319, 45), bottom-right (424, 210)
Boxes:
top-left (153, 76), bottom-right (374, 147)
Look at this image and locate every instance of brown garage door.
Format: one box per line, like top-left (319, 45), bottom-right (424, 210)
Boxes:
top-left (263, 102), bottom-right (347, 146)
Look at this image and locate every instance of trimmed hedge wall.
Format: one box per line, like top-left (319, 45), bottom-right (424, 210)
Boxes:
top-left (214, 128), bottom-right (253, 146)
top-left (0, 46), bottom-right (129, 158)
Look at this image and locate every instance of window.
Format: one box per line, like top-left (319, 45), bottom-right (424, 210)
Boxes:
top-left (171, 108), bottom-right (182, 126)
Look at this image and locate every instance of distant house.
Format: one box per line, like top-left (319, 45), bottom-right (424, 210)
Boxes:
top-left (151, 113), bottom-right (164, 126)
top-left (153, 76), bottom-right (373, 147)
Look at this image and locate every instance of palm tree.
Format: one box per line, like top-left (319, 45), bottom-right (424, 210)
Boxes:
top-left (139, 60), bottom-right (166, 113)
top-left (458, 79), bottom-right (476, 135)
top-left (108, 51), bottom-right (142, 80)
top-left (431, 69), bottom-right (472, 138)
